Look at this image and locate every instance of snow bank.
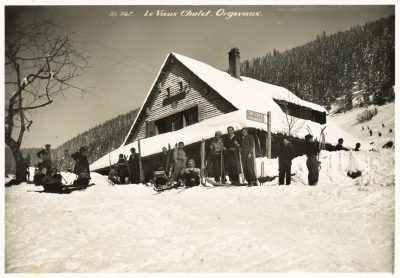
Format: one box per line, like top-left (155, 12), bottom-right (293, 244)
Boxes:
top-left (5, 150), bottom-right (394, 272)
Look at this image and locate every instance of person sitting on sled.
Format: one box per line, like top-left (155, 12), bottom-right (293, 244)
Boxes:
top-left (182, 159), bottom-right (200, 187)
top-left (152, 164), bottom-right (169, 189)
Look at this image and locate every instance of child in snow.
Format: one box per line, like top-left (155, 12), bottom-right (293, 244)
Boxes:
top-left (182, 159), bottom-right (200, 187)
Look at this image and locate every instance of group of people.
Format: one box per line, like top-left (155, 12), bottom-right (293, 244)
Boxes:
top-left (34, 144), bottom-right (91, 189)
top-left (32, 128), bottom-right (363, 189)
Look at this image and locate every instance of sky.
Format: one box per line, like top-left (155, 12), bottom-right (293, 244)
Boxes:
top-left (4, 5), bottom-right (395, 148)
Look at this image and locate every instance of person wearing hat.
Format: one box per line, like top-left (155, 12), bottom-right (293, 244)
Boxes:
top-left (278, 138), bottom-right (294, 185)
top-left (304, 134), bottom-right (320, 186)
top-left (71, 146), bottom-right (90, 177)
top-left (37, 144), bottom-right (52, 174)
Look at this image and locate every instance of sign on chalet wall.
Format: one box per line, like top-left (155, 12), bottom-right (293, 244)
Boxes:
top-left (246, 110), bottom-right (265, 123)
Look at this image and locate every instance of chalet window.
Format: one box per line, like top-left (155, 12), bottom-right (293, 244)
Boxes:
top-left (155, 106), bottom-right (198, 135)
top-left (179, 81), bottom-right (183, 90)
top-left (166, 87), bottom-right (171, 97)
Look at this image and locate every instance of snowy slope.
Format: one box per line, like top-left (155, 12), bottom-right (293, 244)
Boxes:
top-left (5, 149), bottom-right (394, 272)
top-left (329, 103), bottom-right (394, 149)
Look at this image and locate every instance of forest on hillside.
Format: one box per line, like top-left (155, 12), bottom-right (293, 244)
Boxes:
top-left (17, 109), bottom-right (139, 171)
top-left (240, 16), bottom-right (395, 109)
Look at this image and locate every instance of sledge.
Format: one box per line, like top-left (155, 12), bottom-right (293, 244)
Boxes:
top-left (153, 181), bottom-right (184, 192)
top-left (204, 177), bottom-right (248, 187)
top-left (31, 183), bottom-right (94, 194)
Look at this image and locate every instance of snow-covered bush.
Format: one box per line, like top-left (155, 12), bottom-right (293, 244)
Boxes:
top-left (357, 106), bottom-right (378, 122)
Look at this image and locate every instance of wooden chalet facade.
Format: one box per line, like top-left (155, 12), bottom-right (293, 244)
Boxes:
top-left (92, 48), bottom-right (341, 178)
top-left (124, 54), bottom-right (237, 144)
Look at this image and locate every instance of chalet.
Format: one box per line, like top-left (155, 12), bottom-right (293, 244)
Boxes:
top-left (91, 48), bottom-right (362, 178)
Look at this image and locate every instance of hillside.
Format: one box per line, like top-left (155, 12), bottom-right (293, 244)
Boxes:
top-left (17, 109), bottom-right (139, 170)
top-left (240, 16), bottom-right (395, 108)
top-left (328, 103), bottom-right (394, 149)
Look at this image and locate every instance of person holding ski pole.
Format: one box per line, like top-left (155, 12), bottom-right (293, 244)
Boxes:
top-left (304, 134), bottom-right (320, 186)
top-left (224, 126), bottom-right (240, 184)
top-left (210, 131), bottom-right (226, 183)
top-left (240, 128), bottom-right (257, 186)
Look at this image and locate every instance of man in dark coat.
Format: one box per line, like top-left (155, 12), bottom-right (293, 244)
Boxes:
top-left (240, 128), bottom-right (256, 186)
top-left (278, 139), bottom-right (294, 185)
top-left (128, 148), bottom-right (140, 184)
top-left (37, 144), bottom-right (52, 174)
top-left (117, 154), bottom-right (128, 184)
top-left (335, 138), bottom-right (348, 151)
top-left (224, 126), bottom-right (240, 184)
top-left (304, 134), bottom-right (320, 186)
top-left (71, 146), bottom-right (90, 176)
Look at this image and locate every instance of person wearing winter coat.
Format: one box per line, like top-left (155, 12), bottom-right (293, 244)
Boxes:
top-left (210, 131), bottom-right (227, 183)
top-left (172, 142), bottom-right (187, 182)
top-left (117, 154), bottom-right (129, 184)
top-left (224, 126), bottom-right (240, 184)
top-left (37, 144), bottom-right (52, 174)
top-left (128, 148), bottom-right (140, 184)
top-left (304, 134), bottom-right (320, 186)
top-left (240, 128), bottom-right (257, 186)
top-left (71, 146), bottom-right (90, 176)
top-left (354, 143), bottom-right (361, 151)
top-left (278, 139), bottom-right (294, 185)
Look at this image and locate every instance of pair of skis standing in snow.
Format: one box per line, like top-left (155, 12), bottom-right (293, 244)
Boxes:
top-left (153, 127), bottom-right (261, 192)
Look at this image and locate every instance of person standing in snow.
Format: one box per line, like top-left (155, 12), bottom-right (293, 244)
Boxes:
top-left (354, 143), bottom-right (361, 151)
top-left (240, 128), bottom-right (257, 186)
top-left (304, 134), bottom-right (320, 186)
top-left (172, 142), bottom-right (187, 182)
top-left (128, 148), bottom-right (140, 184)
top-left (278, 139), bottom-right (294, 185)
top-left (210, 131), bottom-right (227, 183)
top-left (71, 146), bottom-right (90, 176)
top-left (37, 144), bottom-right (52, 174)
top-left (224, 126), bottom-right (240, 184)
top-left (117, 154), bottom-right (129, 184)
top-left (71, 146), bottom-right (91, 186)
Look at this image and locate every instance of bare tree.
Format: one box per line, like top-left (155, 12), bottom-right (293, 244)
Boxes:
top-left (5, 19), bottom-right (90, 183)
top-left (281, 93), bottom-right (305, 137)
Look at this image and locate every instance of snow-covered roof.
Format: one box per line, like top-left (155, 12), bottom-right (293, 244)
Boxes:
top-left (122, 52), bottom-right (326, 146)
top-left (172, 52), bottom-right (326, 114)
top-left (91, 110), bottom-right (366, 171)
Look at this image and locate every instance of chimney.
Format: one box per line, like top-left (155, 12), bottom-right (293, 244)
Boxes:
top-left (228, 48), bottom-right (241, 80)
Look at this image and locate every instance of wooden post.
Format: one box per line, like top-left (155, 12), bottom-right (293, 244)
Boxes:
top-left (267, 111), bottom-right (271, 158)
top-left (138, 139), bottom-right (144, 183)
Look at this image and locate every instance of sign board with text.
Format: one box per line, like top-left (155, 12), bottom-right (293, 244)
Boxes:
top-left (246, 110), bottom-right (265, 123)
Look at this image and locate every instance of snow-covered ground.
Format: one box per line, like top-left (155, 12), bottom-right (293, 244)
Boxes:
top-left (5, 149), bottom-right (394, 273)
top-left (329, 103), bottom-right (394, 149)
